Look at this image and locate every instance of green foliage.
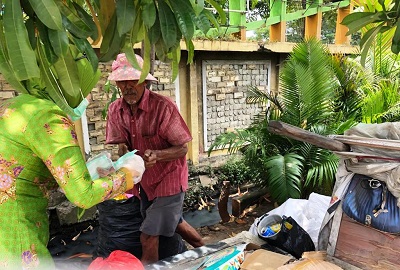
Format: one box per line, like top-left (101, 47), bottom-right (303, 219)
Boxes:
top-left (0, 0), bottom-right (223, 116)
top-left (101, 80), bottom-right (120, 120)
top-left (184, 178), bottom-right (215, 212)
top-left (264, 153), bottom-right (303, 202)
top-left (215, 155), bottom-right (256, 187)
top-left (341, 0), bottom-right (400, 64)
top-left (209, 38), bottom-right (344, 203)
top-left (209, 35), bottom-right (400, 204)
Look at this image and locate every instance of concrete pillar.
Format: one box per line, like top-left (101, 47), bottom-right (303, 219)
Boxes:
top-left (335, 4), bottom-right (352, 45)
top-left (305, 13), bottom-right (322, 39)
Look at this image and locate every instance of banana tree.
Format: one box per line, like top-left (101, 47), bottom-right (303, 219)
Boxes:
top-left (0, 0), bottom-right (224, 115)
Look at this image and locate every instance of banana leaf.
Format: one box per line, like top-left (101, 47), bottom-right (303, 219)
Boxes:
top-left (53, 47), bottom-right (82, 108)
top-left (0, 20), bottom-right (28, 94)
top-left (4, 0), bottom-right (40, 81)
top-left (27, 0), bottom-right (62, 30)
top-left (37, 41), bottom-right (77, 117)
top-left (116, 0), bottom-right (136, 35)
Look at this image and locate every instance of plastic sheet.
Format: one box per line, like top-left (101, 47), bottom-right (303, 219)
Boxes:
top-left (88, 250), bottom-right (144, 270)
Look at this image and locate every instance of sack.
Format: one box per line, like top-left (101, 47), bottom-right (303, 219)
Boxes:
top-left (342, 174), bottom-right (400, 233)
top-left (257, 215), bottom-right (315, 259)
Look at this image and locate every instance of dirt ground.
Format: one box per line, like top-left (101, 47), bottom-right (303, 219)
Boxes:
top-left (48, 198), bottom-right (276, 269)
top-left (194, 199), bottom-right (275, 246)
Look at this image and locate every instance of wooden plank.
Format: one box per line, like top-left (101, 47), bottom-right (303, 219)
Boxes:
top-left (334, 215), bottom-right (400, 270)
top-left (330, 135), bottom-right (400, 151)
top-left (267, 121), bottom-right (350, 152)
top-left (231, 187), bottom-right (269, 217)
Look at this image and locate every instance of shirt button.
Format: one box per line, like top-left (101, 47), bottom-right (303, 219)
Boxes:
top-left (132, 135), bottom-right (136, 138)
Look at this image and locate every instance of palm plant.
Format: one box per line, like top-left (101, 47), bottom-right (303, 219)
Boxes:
top-left (209, 34), bottom-right (400, 203)
top-left (209, 38), bottom-right (345, 203)
top-left (336, 26), bottom-right (400, 124)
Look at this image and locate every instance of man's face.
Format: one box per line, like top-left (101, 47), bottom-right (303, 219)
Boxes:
top-left (116, 80), bottom-right (147, 105)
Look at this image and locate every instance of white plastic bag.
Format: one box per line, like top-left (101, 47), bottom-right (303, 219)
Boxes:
top-left (86, 152), bottom-right (115, 180)
top-left (114, 151), bottom-right (145, 184)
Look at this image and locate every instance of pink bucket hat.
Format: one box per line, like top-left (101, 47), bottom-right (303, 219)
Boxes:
top-left (108, 53), bottom-right (157, 82)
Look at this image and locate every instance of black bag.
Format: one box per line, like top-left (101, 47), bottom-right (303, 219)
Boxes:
top-left (342, 174), bottom-right (400, 233)
top-left (94, 196), bottom-right (187, 260)
top-left (258, 215), bottom-right (315, 259)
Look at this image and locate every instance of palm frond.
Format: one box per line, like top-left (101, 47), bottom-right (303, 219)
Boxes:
top-left (298, 143), bottom-right (339, 192)
top-left (265, 153), bottom-right (304, 204)
top-left (207, 129), bottom-right (255, 155)
top-left (279, 38), bottom-right (337, 128)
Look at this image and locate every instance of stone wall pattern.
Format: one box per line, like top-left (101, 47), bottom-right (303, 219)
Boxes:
top-left (203, 60), bottom-right (269, 150)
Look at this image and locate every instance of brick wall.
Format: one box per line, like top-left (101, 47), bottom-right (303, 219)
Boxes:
top-left (202, 60), bottom-right (270, 150)
top-left (0, 74), bottom-right (17, 100)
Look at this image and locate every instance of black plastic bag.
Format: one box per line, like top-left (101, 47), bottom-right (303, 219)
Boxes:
top-left (94, 196), bottom-right (186, 260)
top-left (263, 216), bottom-right (315, 259)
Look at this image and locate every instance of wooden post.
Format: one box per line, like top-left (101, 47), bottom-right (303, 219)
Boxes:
top-left (218, 181), bottom-right (231, 223)
top-left (268, 120), bottom-right (350, 152)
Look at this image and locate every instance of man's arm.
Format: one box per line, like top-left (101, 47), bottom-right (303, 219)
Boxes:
top-left (143, 143), bottom-right (188, 168)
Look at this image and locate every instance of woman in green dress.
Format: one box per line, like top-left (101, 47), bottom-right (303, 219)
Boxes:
top-left (0, 94), bottom-right (140, 269)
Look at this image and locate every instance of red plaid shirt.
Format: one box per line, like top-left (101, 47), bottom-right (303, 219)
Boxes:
top-left (106, 89), bottom-right (192, 200)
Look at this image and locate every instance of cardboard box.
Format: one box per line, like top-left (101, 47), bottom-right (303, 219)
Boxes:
top-left (241, 249), bottom-right (292, 270)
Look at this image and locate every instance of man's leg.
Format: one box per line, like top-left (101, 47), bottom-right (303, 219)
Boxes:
top-left (140, 233), bottom-right (159, 264)
top-left (139, 191), bottom-right (185, 264)
top-left (176, 219), bottom-right (204, 248)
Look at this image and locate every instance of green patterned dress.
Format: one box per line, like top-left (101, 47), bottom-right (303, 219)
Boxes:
top-left (0, 94), bottom-right (131, 269)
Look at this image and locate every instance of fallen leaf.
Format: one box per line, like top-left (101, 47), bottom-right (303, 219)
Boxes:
top-left (235, 218), bottom-right (248, 224)
top-left (208, 225), bottom-right (220, 232)
top-left (72, 231), bottom-right (81, 241)
top-left (83, 225), bottom-right (93, 232)
top-left (67, 253), bottom-right (93, 259)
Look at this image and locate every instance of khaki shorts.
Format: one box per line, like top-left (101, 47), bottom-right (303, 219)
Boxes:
top-left (140, 189), bottom-right (184, 237)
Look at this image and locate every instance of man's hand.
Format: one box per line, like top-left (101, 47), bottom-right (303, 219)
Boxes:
top-left (97, 167), bottom-right (116, 177)
top-left (143, 150), bottom-right (157, 168)
top-left (118, 143), bottom-right (129, 157)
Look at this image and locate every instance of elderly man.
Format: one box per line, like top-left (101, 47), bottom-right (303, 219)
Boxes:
top-left (105, 53), bottom-right (204, 264)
